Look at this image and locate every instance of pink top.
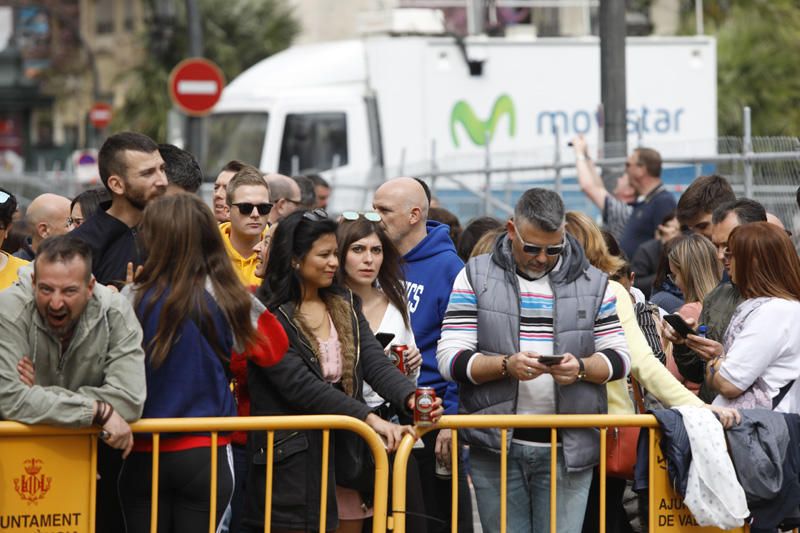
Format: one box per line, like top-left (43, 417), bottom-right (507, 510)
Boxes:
top-left (317, 314), bottom-right (342, 384)
top-left (666, 303), bottom-right (703, 395)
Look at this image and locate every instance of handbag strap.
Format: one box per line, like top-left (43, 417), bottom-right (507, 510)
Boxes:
top-left (631, 375), bottom-right (647, 414)
top-left (772, 379), bottom-right (795, 410)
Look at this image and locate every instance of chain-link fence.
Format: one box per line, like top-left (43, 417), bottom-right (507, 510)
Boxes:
top-left (2, 136), bottom-right (799, 249)
top-left (378, 136), bottom-right (800, 248)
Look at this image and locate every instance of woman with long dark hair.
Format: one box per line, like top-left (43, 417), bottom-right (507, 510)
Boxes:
top-left (336, 214), bottom-right (421, 388)
top-left (245, 209), bottom-right (441, 533)
top-left (119, 194), bottom-right (257, 532)
top-left (336, 214), bottom-right (428, 532)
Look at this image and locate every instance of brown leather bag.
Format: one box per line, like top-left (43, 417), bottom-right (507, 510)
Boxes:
top-left (606, 376), bottom-right (646, 479)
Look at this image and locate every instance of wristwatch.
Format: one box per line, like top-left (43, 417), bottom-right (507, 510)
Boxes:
top-left (576, 357), bottom-right (586, 381)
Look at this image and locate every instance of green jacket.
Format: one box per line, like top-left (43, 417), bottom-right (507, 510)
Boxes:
top-left (0, 266), bottom-right (146, 426)
top-left (672, 281), bottom-right (742, 403)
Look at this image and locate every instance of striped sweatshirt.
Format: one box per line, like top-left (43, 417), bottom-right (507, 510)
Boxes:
top-left (437, 266), bottom-right (629, 418)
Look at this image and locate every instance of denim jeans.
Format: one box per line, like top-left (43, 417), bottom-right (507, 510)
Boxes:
top-left (470, 443), bottom-right (593, 533)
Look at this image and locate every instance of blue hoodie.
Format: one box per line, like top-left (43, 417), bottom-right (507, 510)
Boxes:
top-left (404, 221), bottom-right (464, 414)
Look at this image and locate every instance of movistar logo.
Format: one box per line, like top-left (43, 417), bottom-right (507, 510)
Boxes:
top-left (450, 94), bottom-right (516, 147)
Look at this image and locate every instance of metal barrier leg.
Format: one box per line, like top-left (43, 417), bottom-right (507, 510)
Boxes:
top-left (451, 429), bottom-right (459, 533)
top-left (319, 429), bottom-right (330, 533)
top-left (209, 432), bottom-right (219, 533)
top-left (264, 431), bottom-right (274, 533)
top-left (648, 428), bottom-right (656, 531)
top-left (500, 428), bottom-right (507, 533)
top-left (151, 434), bottom-right (160, 533)
top-left (599, 428), bottom-right (607, 533)
top-left (89, 437), bottom-right (98, 533)
top-left (390, 433), bottom-right (417, 533)
top-left (550, 429), bottom-right (557, 533)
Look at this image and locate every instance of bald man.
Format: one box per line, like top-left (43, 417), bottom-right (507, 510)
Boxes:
top-left (373, 177), bottom-right (472, 532)
top-left (265, 173), bottom-right (302, 224)
top-left (13, 193), bottom-right (71, 260)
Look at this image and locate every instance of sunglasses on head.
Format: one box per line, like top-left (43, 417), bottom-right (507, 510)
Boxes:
top-left (302, 208), bottom-right (328, 222)
top-left (341, 211), bottom-right (381, 222)
top-left (0, 191), bottom-right (10, 204)
top-left (513, 224), bottom-right (565, 257)
top-left (232, 202), bottom-right (273, 216)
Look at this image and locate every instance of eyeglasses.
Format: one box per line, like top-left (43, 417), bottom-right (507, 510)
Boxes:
top-left (513, 224), bottom-right (565, 257)
top-left (67, 216), bottom-right (84, 228)
top-left (341, 211), bottom-right (381, 222)
top-left (283, 197), bottom-right (303, 205)
top-left (232, 202), bottom-right (273, 216)
top-left (303, 208), bottom-right (328, 222)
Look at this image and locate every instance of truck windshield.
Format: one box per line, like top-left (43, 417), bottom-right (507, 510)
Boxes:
top-left (204, 113), bottom-right (268, 176)
top-left (278, 112), bottom-right (348, 175)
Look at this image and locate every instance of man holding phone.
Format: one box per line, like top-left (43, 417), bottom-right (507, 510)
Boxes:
top-left (437, 188), bottom-right (631, 533)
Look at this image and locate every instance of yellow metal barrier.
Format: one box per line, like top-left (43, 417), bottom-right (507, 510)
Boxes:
top-left (390, 414), bottom-right (753, 533)
top-left (0, 415), bottom-right (390, 533)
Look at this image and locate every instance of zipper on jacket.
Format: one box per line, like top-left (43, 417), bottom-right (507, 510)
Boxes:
top-left (278, 307), bottom-right (317, 357)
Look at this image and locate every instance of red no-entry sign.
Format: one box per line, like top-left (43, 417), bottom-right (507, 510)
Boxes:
top-left (169, 58), bottom-right (226, 117)
top-left (89, 102), bottom-right (113, 129)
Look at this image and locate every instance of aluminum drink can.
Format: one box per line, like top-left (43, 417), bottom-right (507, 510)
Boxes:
top-left (389, 344), bottom-right (407, 374)
top-left (414, 387), bottom-right (436, 426)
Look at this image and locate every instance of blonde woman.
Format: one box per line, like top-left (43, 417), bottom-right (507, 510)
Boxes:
top-left (564, 211), bottom-right (739, 533)
top-left (668, 234), bottom-right (721, 323)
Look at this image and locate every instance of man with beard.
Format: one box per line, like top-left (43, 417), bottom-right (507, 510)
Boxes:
top-left (437, 188), bottom-right (630, 533)
top-left (72, 132), bottom-right (167, 288)
top-left (0, 234), bottom-right (145, 530)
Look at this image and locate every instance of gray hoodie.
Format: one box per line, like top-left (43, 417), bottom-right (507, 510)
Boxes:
top-left (0, 265), bottom-right (146, 426)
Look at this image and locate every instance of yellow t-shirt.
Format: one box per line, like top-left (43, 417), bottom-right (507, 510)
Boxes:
top-left (218, 222), bottom-right (265, 290)
top-left (0, 252), bottom-right (30, 291)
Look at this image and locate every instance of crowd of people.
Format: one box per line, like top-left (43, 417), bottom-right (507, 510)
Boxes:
top-left (0, 130), bottom-right (798, 533)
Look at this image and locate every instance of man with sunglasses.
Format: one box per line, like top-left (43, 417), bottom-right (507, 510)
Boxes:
top-left (221, 165), bottom-right (272, 289)
top-left (438, 188), bottom-right (630, 533)
top-left (619, 147), bottom-right (676, 260)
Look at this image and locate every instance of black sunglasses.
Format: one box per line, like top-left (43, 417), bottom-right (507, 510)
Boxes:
top-left (303, 208), bottom-right (328, 221)
top-left (232, 202), bottom-right (273, 216)
top-left (513, 224), bottom-right (565, 256)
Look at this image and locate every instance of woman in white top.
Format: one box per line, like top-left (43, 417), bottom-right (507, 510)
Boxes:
top-left (336, 212), bottom-right (426, 533)
top-left (691, 222), bottom-right (800, 412)
top-left (336, 212), bottom-right (422, 406)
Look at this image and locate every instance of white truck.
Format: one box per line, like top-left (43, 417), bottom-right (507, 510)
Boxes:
top-left (205, 33), bottom-right (716, 213)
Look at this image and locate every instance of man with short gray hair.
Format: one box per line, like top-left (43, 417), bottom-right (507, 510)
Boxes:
top-left (437, 188), bottom-right (630, 533)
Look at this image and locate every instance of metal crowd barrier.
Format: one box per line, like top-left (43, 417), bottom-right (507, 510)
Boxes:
top-left (390, 414), bottom-right (755, 533)
top-left (2, 414), bottom-right (793, 533)
top-left (0, 415), bottom-right (390, 533)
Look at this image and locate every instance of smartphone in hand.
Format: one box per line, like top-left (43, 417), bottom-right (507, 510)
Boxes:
top-left (538, 355), bottom-right (566, 366)
top-left (375, 332), bottom-right (396, 349)
top-left (664, 314), bottom-right (697, 338)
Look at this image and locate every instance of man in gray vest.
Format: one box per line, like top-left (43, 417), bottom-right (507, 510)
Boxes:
top-left (437, 188), bottom-right (630, 533)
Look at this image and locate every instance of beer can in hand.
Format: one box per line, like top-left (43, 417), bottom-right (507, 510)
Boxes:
top-left (389, 344), bottom-right (407, 374)
top-left (414, 387), bottom-right (436, 426)
top-left (435, 458), bottom-right (452, 479)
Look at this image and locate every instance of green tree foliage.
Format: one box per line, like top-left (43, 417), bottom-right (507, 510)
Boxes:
top-left (113, 0), bottom-right (299, 140)
top-left (681, 0), bottom-right (800, 136)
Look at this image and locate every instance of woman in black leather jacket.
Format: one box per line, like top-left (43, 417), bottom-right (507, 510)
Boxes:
top-left (244, 209), bottom-right (442, 533)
